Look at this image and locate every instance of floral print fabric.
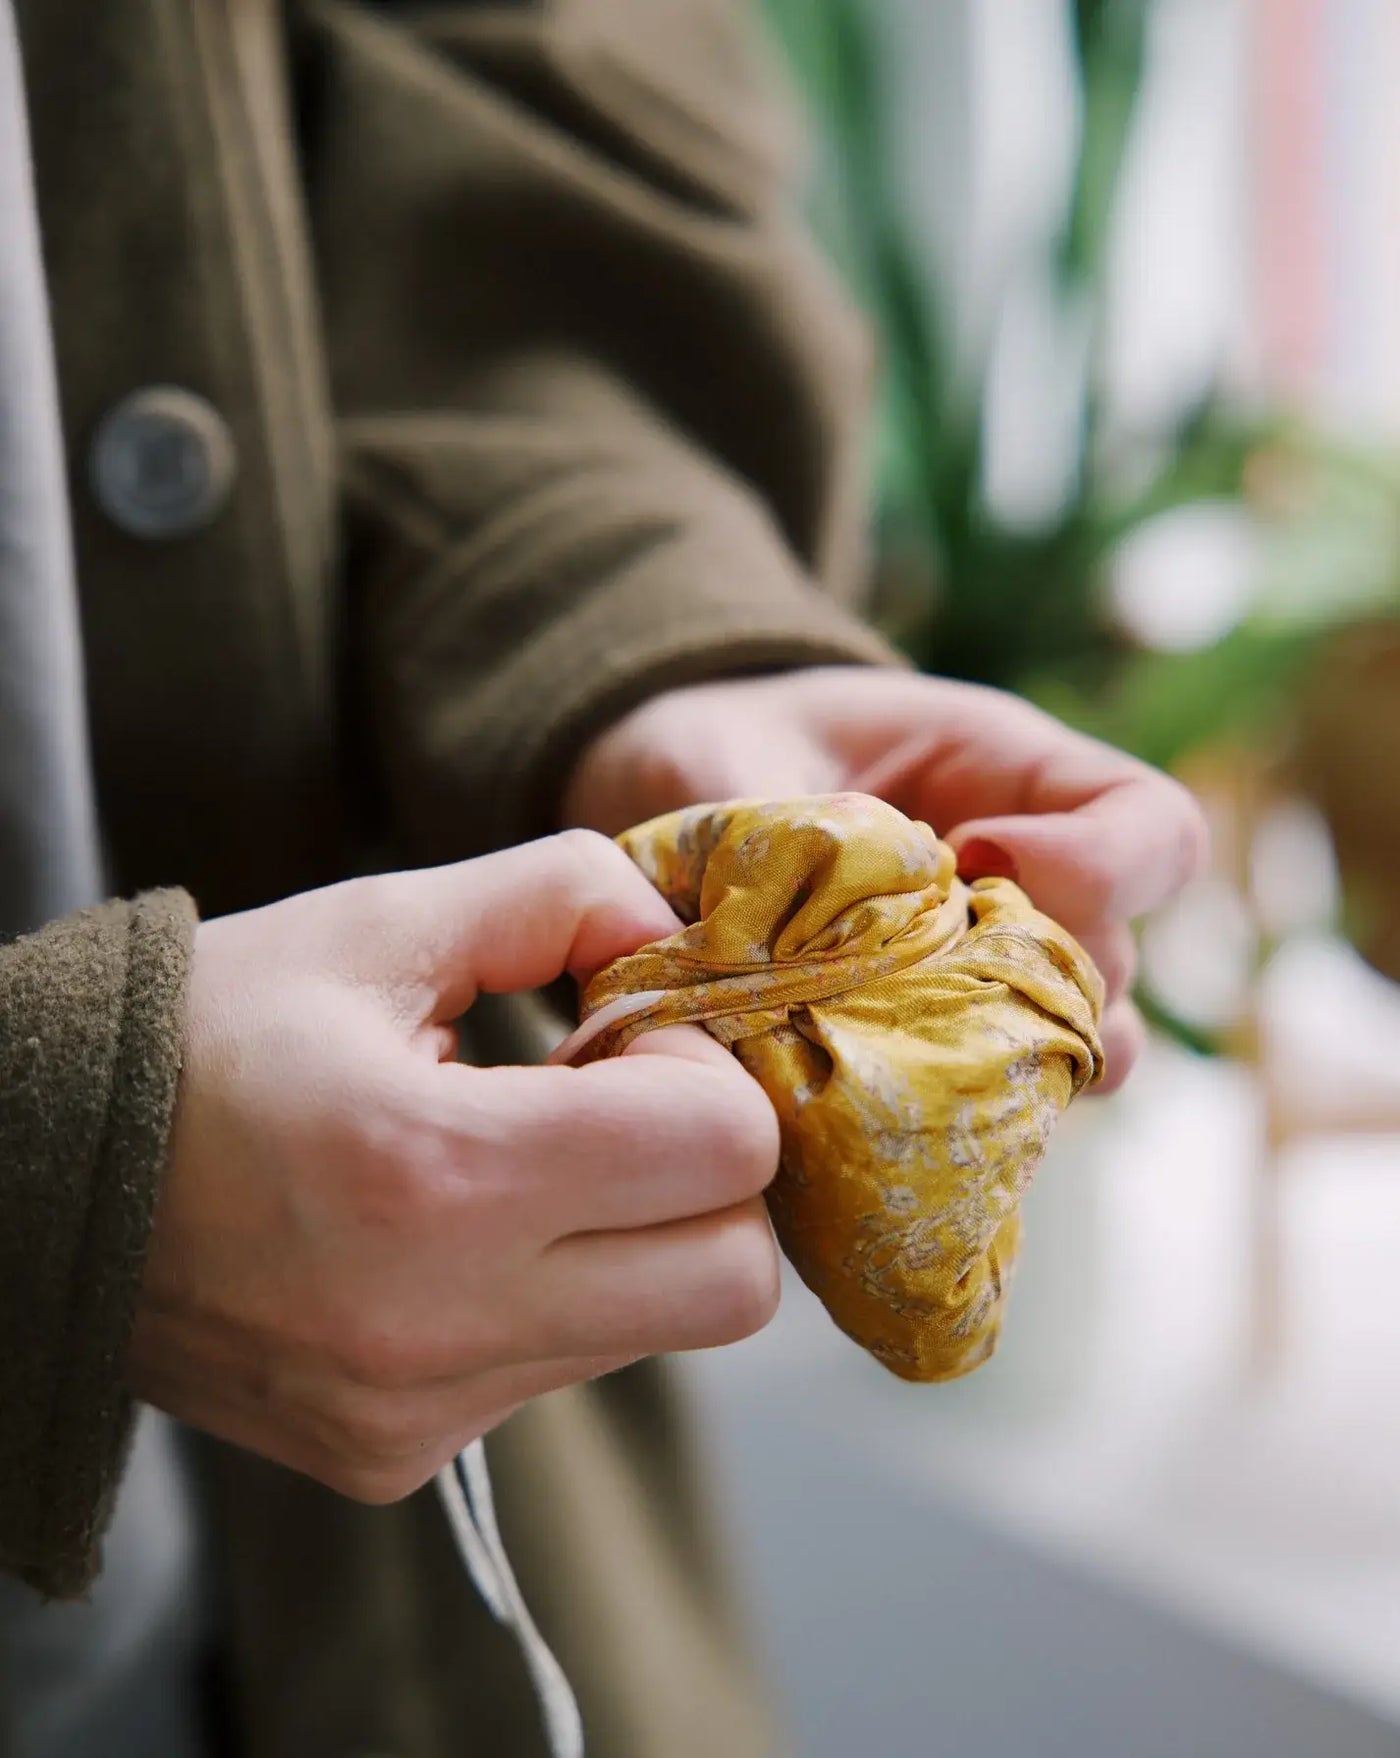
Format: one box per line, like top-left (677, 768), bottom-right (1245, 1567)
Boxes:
top-left (578, 794), bottom-right (1105, 1382)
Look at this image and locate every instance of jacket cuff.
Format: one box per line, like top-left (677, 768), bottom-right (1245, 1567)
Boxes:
top-left (0, 890), bottom-right (197, 1597)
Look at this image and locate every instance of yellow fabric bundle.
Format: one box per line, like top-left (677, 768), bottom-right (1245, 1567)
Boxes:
top-left (578, 793), bottom-right (1105, 1382)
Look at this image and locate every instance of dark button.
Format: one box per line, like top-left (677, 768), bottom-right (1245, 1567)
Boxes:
top-left (89, 386), bottom-right (236, 539)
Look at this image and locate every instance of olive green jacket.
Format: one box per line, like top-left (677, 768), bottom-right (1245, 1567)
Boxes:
top-left (3, 3), bottom-right (892, 1752)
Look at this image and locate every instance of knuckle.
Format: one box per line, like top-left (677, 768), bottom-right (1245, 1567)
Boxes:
top-left (554, 826), bottom-right (660, 921)
top-left (555, 826), bottom-right (628, 886)
top-left (702, 1212), bottom-right (782, 1343)
top-left (1171, 786), bottom-right (1212, 882)
top-left (1138, 769), bottom-right (1210, 889)
top-left (697, 1073), bottom-right (781, 1201)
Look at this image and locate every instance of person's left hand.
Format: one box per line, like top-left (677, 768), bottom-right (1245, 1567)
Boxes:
top-left (562, 667), bottom-right (1210, 1094)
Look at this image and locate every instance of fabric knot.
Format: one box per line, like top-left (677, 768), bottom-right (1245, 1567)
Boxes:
top-left (578, 795), bottom-right (1105, 1383)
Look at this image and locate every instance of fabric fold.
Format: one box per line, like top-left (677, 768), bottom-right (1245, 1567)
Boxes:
top-left (578, 794), bottom-right (1105, 1383)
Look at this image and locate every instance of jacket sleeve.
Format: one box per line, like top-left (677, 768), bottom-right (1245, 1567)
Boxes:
top-left (0, 891), bottom-right (196, 1597)
top-left (300, 0), bottom-right (900, 864)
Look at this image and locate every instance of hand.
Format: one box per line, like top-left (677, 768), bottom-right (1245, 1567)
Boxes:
top-left (130, 832), bottom-right (781, 1502)
top-left (563, 668), bottom-right (1210, 1093)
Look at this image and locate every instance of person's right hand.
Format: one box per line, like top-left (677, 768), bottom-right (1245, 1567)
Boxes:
top-left (128, 832), bottom-right (781, 1503)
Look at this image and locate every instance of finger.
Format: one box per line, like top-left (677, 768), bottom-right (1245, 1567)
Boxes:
top-left (1073, 922), bottom-right (1138, 1007)
top-left (433, 1046), bottom-right (780, 1236)
top-left (536, 1198), bottom-right (781, 1358)
top-left (947, 778), bottom-right (1208, 929)
top-left (844, 684), bottom-right (1208, 926)
top-left (847, 678), bottom-right (1156, 822)
top-left (345, 829), bottom-right (679, 1019)
top-left (620, 1020), bottom-right (741, 1070)
top-left (1090, 998), bottom-right (1148, 1097)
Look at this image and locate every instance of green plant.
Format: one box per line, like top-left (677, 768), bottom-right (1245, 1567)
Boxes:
top-left (761, 0), bottom-right (1393, 770)
top-left (763, 0), bottom-right (1400, 1048)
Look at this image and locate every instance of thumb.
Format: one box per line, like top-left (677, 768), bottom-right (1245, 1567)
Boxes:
top-left (360, 830), bottom-right (681, 1020)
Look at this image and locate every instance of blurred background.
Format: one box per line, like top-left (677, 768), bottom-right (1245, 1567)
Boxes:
top-left (684, 3), bottom-right (1400, 1753)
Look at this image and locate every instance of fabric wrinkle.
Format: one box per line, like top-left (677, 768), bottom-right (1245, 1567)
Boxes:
top-left (577, 794), bottom-right (1105, 1383)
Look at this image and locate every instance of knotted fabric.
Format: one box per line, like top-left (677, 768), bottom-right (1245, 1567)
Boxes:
top-left (576, 794), bottom-right (1105, 1382)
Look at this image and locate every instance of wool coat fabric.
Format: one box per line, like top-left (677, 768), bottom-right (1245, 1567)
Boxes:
top-left (4, 2), bottom-right (897, 1752)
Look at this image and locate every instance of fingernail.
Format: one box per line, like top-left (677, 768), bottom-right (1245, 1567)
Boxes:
top-left (956, 838), bottom-right (1019, 883)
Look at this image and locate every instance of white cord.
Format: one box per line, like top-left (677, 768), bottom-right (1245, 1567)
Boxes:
top-left (434, 990), bottom-right (669, 1756)
top-left (435, 1446), bottom-right (507, 1621)
top-left (544, 989), bottom-right (669, 1068)
top-left (436, 1441), bottom-right (585, 1758)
